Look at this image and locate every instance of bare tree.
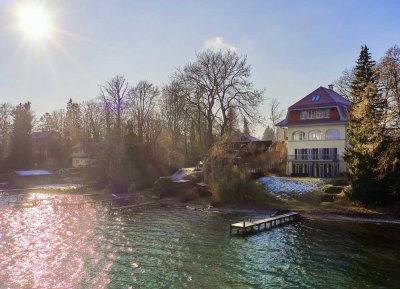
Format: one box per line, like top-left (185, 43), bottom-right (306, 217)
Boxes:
top-left (161, 81), bottom-right (189, 148)
top-left (269, 98), bottom-right (284, 139)
top-left (100, 75), bottom-right (129, 139)
top-left (333, 68), bottom-right (355, 100)
top-left (172, 49), bottom-right (264, 147)
top-left (145, 112), bottom-right (163, 157)
top-left (39, 109), bottom-right (66, 133)
top-left (81, 100), bottom-right (106, 141)
top-left (129, 80), bottom-right (159, 143)
top-left (377, 45), bottom-right (400, 130)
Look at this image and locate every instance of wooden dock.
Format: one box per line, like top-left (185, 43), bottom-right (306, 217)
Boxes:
top-left (230, 212), bottom-right (300, 235)
top-left (7, 200), bottom-right (38, 207)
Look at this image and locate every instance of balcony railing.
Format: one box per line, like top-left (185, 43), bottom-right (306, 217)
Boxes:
top-left (287, 154), bottom-right (339, 161)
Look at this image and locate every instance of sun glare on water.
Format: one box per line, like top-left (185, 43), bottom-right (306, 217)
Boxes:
top-left (17, 4), bottom-right (52, 40)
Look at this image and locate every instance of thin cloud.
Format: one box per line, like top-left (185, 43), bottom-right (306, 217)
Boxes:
top-left (204, 36), bottom-right (237, 52)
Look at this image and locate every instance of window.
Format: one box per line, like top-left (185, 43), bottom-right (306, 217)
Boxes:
top-left (326, 129), bottom-right (340, 140)
top-left (301, 148), bottom-right (308, 160)
top-left (292, 131), bottom-right (305, 141)
top-left (300, 109), bottom-right (330, 120)
top-left (294, 148), bottom-right (308, 160)
top-left (309, 130), bottom-right (322, 140)
top-left (322, 148), bottom-right (330, 160)
top-left (311, 148), bottom-right (319, 160)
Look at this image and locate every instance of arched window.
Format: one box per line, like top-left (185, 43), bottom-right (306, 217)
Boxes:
top-left (292, 131), bottom-right (305, 141)
top-left (326, 129), bottom-right (340, 140)
top-left (309, 130), bottom-right (323, 140)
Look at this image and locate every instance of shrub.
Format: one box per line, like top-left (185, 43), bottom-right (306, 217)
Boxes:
top-left (153, 177), bottom-right (174, 197)
top-left (178, 188), bottom-right (199, 202)
top-left (324, 185), bottom-right (345, 194)
top-left (210, 163), bottom-right (266, 204)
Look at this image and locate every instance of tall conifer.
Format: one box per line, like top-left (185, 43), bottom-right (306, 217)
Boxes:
top-left (344, 45), bottom-right (389, 203)
top-left (8, 102), bottom-right (33, 170)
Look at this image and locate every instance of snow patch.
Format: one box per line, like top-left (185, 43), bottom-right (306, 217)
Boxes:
top-left (258, 176), bottom-right (322, 198)
top-left (171, 167), bottom-right (196, 181)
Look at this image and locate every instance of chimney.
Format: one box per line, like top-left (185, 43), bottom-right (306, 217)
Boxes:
top-left (328, 84), bottom-right (334, 90)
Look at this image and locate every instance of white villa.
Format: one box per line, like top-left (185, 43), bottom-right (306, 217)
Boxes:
top-left (277, 86), bottom-right (349, 177)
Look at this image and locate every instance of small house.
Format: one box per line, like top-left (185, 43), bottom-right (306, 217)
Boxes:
top-left (71, 142), bottom-right (97, 168)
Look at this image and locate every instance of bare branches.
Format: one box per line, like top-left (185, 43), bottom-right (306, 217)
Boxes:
top-left (99, 75), bottom-right (129, 137)
top-left (268, 98), bottom-right (284, 139)
top-left (378, 45), bottom-right (400, 129)
top-left (161, 81), bottom-right (190, 148)
top-left (129, 80), bottom-right (160, 143)
top-left (81, 100), bottom-right (106, 141)
top-left (170, 49), bottom-right (264, 147)
top-left (333, 68), bottom-right (355, 100)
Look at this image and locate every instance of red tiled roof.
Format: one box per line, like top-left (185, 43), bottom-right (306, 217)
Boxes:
top-left (289, 87), bottom-right (349, 109)
top-left (277, 86), bottom-right (350, 127)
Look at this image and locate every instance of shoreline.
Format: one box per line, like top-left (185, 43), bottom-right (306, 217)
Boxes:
top-left (5, 185), bottom-right (400, 226)
top-left (208, 203), bottom-right (400, 225)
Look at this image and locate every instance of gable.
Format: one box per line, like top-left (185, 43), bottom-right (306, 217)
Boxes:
top-left (289, 87), bottom-right (349, 109)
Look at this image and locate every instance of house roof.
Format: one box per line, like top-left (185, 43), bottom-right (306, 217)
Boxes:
top-left (289, 86), bottom-right (349, 109)
top-left (277, 86), bottom-right (349, 127)
top-left (245, 135), bottom-right (260, 142)
top-left (32, 131), bottom-right (54, 139)
top-left (276, 118), bottom-right (288, 127)
top-left (72, 142), bottom-right (96, 155)
top-left (15, 170), bottom-right (52, 176)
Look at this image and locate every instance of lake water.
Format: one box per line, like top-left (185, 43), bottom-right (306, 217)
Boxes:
top-left (0, 193), bottom-right (399, 289)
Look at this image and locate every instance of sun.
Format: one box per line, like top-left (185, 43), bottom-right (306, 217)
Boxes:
top-left (17, 4), bottom-right (52, 40)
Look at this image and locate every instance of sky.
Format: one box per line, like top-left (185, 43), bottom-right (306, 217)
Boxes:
top-left (0, 0), bottom-right (400, 137)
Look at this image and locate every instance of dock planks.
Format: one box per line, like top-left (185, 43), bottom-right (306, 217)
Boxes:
top-left (230, 212), bottom-right (300, 235)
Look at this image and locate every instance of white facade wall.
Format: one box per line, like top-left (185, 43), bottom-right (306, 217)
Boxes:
top-left (286, 123), bottom-right (347, 175)
top-left (72, 157), bottom-right (96, 168)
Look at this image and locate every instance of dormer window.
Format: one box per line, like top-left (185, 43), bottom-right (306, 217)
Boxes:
top-left (311, 95), bottom-right (320, 102)
top-left (300, 109), bottom-right (330, 120)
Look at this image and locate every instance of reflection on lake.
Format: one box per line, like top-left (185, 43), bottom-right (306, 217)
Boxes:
top-left (0, 193), bottom-right (399, 288)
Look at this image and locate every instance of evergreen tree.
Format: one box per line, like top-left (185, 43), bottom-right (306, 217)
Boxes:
top-left (8, 102), bottom-right (33, 170)
top-left (226, 107), bottom-right (239, 134)
top-left (262, 125), bottom-right (275, 140)
top-left (344, 45), bottom-right (389, 203)
top-left (65, 98), bottom-right (82, 147)
top-left (243, 117), bottom-right (250, 136)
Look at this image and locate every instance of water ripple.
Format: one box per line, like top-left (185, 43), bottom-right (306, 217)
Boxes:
top-left (0, 195), bottom-right (400, 288)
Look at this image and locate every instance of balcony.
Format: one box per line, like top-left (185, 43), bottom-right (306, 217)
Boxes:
top-left (287, 154), bottom-right (339, 162)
